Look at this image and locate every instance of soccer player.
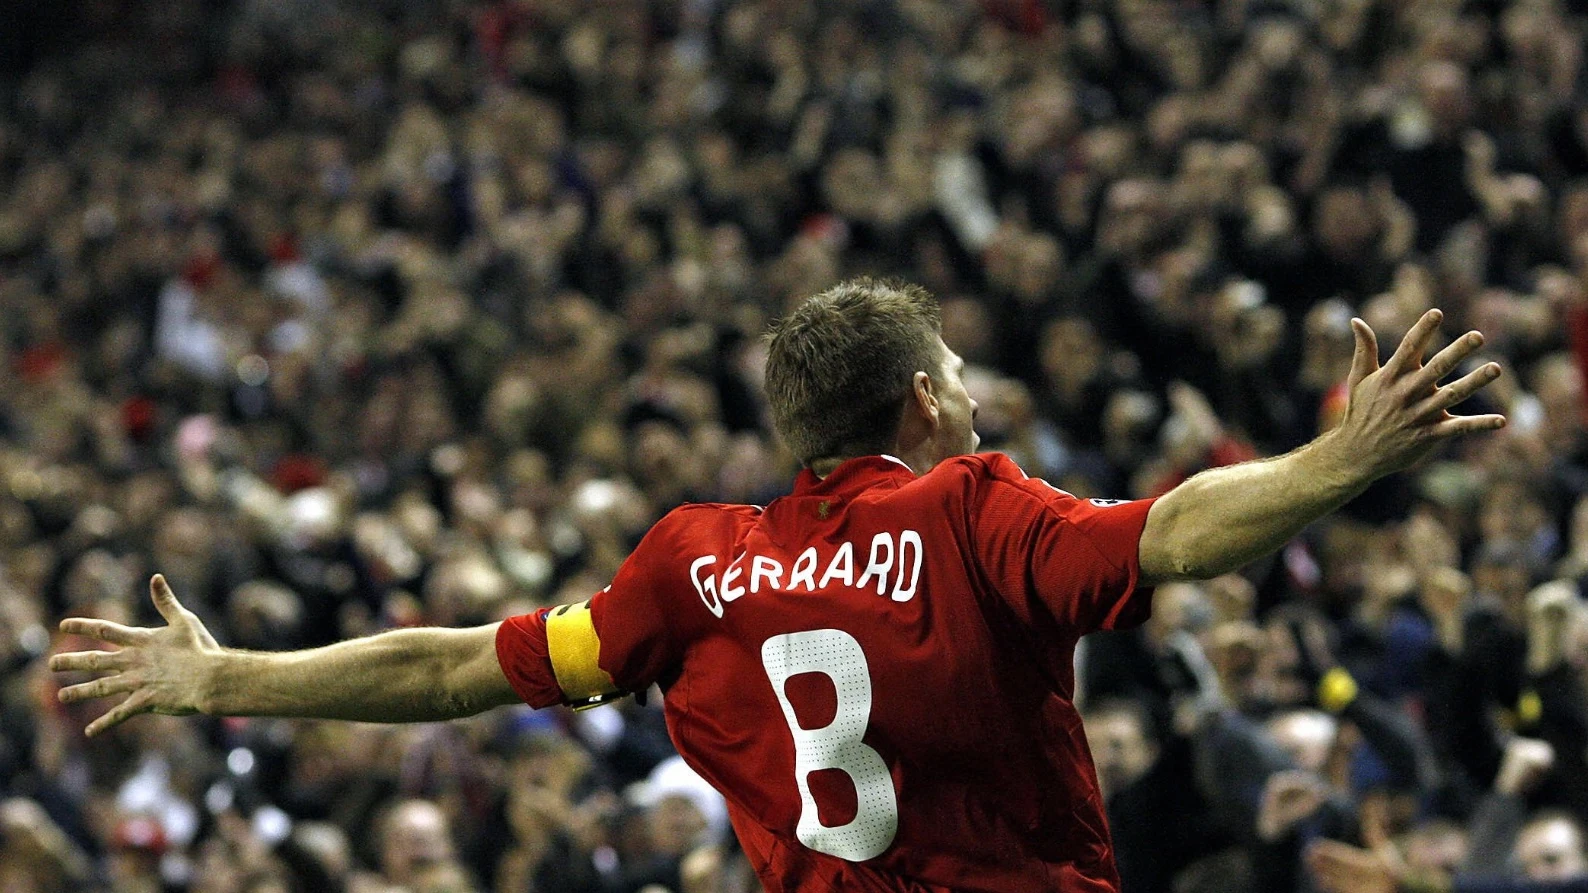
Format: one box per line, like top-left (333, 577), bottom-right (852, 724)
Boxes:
top-left (53, 279), bottom-right (1504, 892)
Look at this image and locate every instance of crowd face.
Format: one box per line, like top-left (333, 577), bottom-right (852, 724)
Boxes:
top-left (1516, 816), bottom-right (1588, 881)
top-left (1083, 710), bottom-right (1158, 801)
top-left (380, 800), bottom-right (459, 887)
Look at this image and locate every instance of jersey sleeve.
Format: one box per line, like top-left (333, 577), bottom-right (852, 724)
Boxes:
top-left (965, 453), bottom-right (1157, 636)
top-left (496, 508), bottom-right (700, 707)
top-left (495, 609), bottom-right (563, 708)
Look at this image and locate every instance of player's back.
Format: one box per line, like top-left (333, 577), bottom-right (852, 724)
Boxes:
top-left (647, 454), bottom-right (1154, 893)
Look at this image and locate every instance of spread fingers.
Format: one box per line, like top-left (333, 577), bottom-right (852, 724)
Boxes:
top-left (58, 618), bottom-right (151, 647)
top-left (58, 674), bottom-right (140, 705)
top-left (49, 650), bottom-right (130, 673)
top-left (1418, 362), bottom-right (1503, 416)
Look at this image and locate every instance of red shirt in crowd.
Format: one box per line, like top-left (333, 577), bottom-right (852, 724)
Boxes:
top-left (496, 452), bottom-right (1157, 892)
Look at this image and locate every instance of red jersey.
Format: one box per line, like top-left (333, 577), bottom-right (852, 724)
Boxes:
top-left (496, 453), bottom-right (1157, 892)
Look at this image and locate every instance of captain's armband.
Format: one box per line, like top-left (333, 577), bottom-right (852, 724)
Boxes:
top-left (545, 601), bottom-right (627, 710)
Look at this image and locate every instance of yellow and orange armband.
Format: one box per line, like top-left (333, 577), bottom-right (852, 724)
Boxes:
top-left (545, 601), bottom-right (625, 710)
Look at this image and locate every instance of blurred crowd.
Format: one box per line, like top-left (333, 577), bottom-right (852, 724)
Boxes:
top-left (3, 0), bottom-right (1588, 891)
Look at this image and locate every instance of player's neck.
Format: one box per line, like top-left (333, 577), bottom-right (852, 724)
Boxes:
top-left (809, 457), bottom-right (845, 478)
top-left (809, 451), bottom-right (922, 480)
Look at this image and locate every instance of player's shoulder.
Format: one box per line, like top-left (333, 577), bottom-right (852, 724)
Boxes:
top-left (926, 451), bottom-right (1044, 488)
top-left (625, 502), bottom-right (764, 574)
top-left (649, 501), bottom-right (764, 537)
top-left (901, 453), bottom-right (1041, 519)
top-left (663, 501), bottom-right (765, 520)
top-left (926, 452), bottom-right (1096, 514)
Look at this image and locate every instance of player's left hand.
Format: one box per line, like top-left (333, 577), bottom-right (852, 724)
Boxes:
top-left (49, 575), bottom-right (221, 736)
top-left (1335, 309), bottom-right (1506, 479)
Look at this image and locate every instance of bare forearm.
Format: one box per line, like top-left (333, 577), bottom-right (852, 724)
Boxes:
top-left (203, 625), bottom-right (507, 723)
top-left (1140, 431), bottom-right (1368, 582)
top-left (54, 576), bottom-right (520, 736)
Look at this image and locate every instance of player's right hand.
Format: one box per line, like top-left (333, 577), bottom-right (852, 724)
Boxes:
top-left (49, 575), bottom-right (221, 736)
top-left (1335, 309), bottom-right (1506, 479)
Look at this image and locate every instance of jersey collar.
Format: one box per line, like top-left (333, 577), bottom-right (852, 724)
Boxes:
top-left (793, 454), bottom-right (919, 497)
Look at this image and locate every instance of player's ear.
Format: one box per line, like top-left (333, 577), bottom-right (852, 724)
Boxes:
top-left (910, 370), bottom-right (940, 428)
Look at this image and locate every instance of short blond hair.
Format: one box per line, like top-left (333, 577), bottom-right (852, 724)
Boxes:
top-left (764, 278), bottom-right (942, 466)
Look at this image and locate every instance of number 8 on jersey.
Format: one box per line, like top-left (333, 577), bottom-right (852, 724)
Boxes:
top-left (761, 629), bottom-right (900, 862)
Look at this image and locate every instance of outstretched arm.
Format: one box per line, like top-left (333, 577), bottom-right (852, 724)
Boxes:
top-left (1139, 309), bottom-right (1505, 584)
top-left (50, 575), bottom-right (521, 736)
